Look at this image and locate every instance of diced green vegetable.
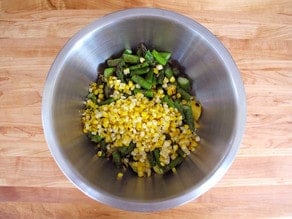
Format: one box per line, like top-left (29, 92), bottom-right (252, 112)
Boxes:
top-left (104, 67), bottom-right (115, 78)
top-left (145, 69), bottom-right (154, 83)
top-left (131, 75), bottom-right (152, 90)
top-left (182, 104), bottom-right (195, 131)
top-left (122, 54), bottom-right (140, 63)
top-left (98, 97), bottom-right (114, 106)
top-left (130, 67), bottom-right (150, 75)
top-left (144, 50), bottom-right (154, 64)
top-left (162, 95), bottom-right (175, 108)
top-left (159, 52), bottom-right (171, 61)
top-left (88, 133), bottom-right (103, 143)
top-left (112, 151), bottom-right (121, 167)
top-left (152, 49), bottom-right (167, 65)
top-left (86, 93), bottom-right (97, 103)
top-left (147, 152), bottom-right (156, 167)
top-left (164, 66), bottom-right (174, 79)
top-left (119, 142), bottom-right (135, 157)
top-left (123, 49), bottom-right (132, 54)
top-left (129, 62), bottom-right (149, 70)
top-left (177, 87), bottom-right (191, 100)
top-left (162, 156), bottom-right (184, 173)
top-left (116, 64), bottom-right (124, 81)
top-left (107, 58), bottom-right (122, 67)
top-left (174, 100), bottom-right (185, 119)
top-left (103, 84), bottom-right (112, 98)
top-left (157, 72), bottom-right (165, 85)
top-left (177, 77), bottom-right (191, 91)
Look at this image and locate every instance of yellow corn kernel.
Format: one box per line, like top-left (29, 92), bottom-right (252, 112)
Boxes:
top-left (169, 76), bottom-right (176, 83)
top-left (116, 172), bottom-right (123, 179)
top-left (97, 151), bottom-right (103, 157)
top-left (153, 68), bottom-right (159, 74)
top-left (98, 93), bottom-right (104, 100)
top-left (167, 85), bottom-right (176, 96)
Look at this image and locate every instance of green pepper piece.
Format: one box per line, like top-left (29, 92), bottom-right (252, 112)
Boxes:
top-left (157, 72), bottom-right (165, 85)
top-left (123, 49), bottom-right (132, 54)
top-left (163, 156), bottom-right (184, 173)
top-left (107, 58), bottom-right (122, 67)
top-left (131, 75), bottom-right (152, 90)
top-left (182, 104), bottom-right (195, 131)
top-left (152, 49), bottom-right (167, 65)
top-left (177, 76), bottom-right (191, 91)
top-left (122, 54), bottom-right (140, 63)
top-left (159, 52), bottom-right (171, 61)
top-left (147, 152), bottom-right (156, 167)
top-left (144, 50), bottom-right (155, 64)
top-left (98, 97), bottom-right (115, 106)
top-left (86, 93), bottom-right (97, 104)
top-left (129, 62), bottom-right (149, 70)
top-left (130, 67), bottom-right (150, 75)
top-left (174, 100), bottom-right (185, 120)
top-left (164, 66), bottom-right (174, 79)
top-left (177, 87), bottom-right (191, 100)
top-left (112, 151), bottom-right (121, 168)
top-left (162, 95), bottom-right (175, 108)
top-left (88, 133), bottom-right (103, 143)
top-left (104, 67), bottom-right (115, 78)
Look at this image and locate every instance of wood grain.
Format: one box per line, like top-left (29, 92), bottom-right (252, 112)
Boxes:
top-left (0, 0), bottom-right (292, 218)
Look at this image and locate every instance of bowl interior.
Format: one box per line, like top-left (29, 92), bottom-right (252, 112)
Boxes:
top-left (43, 9), bottom-right (245, 211)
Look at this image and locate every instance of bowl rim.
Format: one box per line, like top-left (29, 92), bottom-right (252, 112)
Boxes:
top-left (42, 7), bottom-right (246, 212)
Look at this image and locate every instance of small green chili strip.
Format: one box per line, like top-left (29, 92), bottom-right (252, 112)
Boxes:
top-left (119, 142), bottom-right (135, 157)
top-left (177, 87), bottom-right (191, 100)
top-left (131, 75), bottom-right (152, 90)
top-left (174, 100), bottom-right (185, 120)
top-left (177, 147), bottom-right (186, 157)
top-left (129, 62), bottom-right (149, 70)
top-left (153, 165), bottom-right (164, 174)
top-left (164, 66), bottom-right (174, 79)
top-left (157, 72), bottom-right (165, 85)
top-left (163, 156), bottom-right (184, 173)
top-left (107, 58), bottom-right (122, 67)
top-left (153, 148), bottom-right (161, 166)
top-left (147, 152), bottom-right (156, 167)
top-left (100, 140), bottom-right (107, 152)
top-left (177, 77), bottom-right (191, 91)
top-left (152, 49), bottom-right (167, 65)
top-left (123, 49), bottom-right (132, 54)
top-left (130, 67), bottom-right (150, 75)
top-left (104, 67), bottom-right (115, 78)
top-left (88, 133), bottom-right (103, 143)
top-left (86, 93), bottom-right (97, 104)
top-left (162, 95), bottom-right (175, 108)
top-left (122, 54), bottom-right (140, 63)
top-left (145, 69), bottom-right (154, 83)
top-left (98, 97), bottom-right (115, 106)
top-left (159, 52), bottom-right (171, 61)
top-left (112, 151), bottom-right (121, 167)
top-left (133, 88), bottom-right (154, 98)
top-left (116, 64), bottom-right (124, 82)
top-left (103, 84), bottom-right (112, 99)
top-left (144, 50), bottom-right (155, 64)
top-left (182, 104), bottom-right (195, 131)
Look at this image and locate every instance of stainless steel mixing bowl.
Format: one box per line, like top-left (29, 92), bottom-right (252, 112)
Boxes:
top-left (42, 8), bottom-right (246, 211)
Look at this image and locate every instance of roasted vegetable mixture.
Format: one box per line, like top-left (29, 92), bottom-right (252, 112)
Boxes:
top-left (82, 44), bottom-right (202, 178)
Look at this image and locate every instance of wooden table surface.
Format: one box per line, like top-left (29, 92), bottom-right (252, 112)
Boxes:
top-left (0, 0), bottom-right (291, 218)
